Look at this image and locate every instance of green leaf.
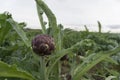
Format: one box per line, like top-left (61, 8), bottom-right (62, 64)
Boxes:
top-left (47, 41), bottom-right (82, 76)
top-left (105, 76), bottom-right (116, 80)
top-left (36, 0), bottom-right (59, 42)
top-left (36, 4), bottom-right (46, 34)
top-left (0, 61), bottom-right (35, 80)
top-left (106, 69), bottom-right (120, 77)
top-left (84, 25), bottom-right (89, 32)
top-left (7, 18), bottom-right (30, 47)
top-left (0, 12), bottom-right (12, 44)
top-left (73, 46), bottom-right (120, 80)
top-left (0, 12), bottom-right (11, 20)
top-left (105, 56), bottom-right (118, 65)
top-left (98, 21), bottom-right (102, 33)
top-left (47, 49), bottom-right (71, 76)
top-left (0, 21), bottom-right (11, 44)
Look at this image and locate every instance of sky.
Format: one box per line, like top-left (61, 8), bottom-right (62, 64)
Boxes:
top-left (0, 0), bottom-right (120, 30)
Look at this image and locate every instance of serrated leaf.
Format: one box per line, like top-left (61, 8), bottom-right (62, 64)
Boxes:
top-left (0, 61), bottom-right (35, 80)
top-left (7, 18), bottom-right (30, 47)
top-left (0, 21), bottom-right (11, 44)
top-left (73, 46), bottom-right (120, 80)
top-left (105, 56), bottom-right (118, 65)
top-left (36, 4), bottom-right (46, 34)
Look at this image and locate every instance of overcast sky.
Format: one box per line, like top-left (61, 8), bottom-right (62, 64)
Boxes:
top-left (0, 0), bottom-right (120, 29)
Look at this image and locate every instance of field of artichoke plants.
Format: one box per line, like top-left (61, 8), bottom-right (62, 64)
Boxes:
top-left (0, 0), bottom-right (120, 80)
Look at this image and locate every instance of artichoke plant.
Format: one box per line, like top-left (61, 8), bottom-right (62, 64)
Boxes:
top-left (32, 34), bottom-right (55, 56)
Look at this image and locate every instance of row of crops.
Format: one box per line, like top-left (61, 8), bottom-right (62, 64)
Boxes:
top-left (0, 0), bottom-right (120, 80)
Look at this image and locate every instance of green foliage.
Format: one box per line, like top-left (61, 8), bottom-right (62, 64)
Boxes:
top-left (36, 4), bottom-right (46, 34)
top-left (0, 12), bottom-right (12, 45)
top-left (7, 18), bottom-right (30, 47)
top-left (0, 1), bottom-right (120, 80)
top-left (73, 46), bottom-right (120, 79)
top-left (0, 61), bottom-right (35, 80)
top-left (0, 12), bottom-right (35, 80)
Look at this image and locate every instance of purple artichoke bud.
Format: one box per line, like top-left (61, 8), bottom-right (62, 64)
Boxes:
top-left (32, 34), bottom-right (55, 56)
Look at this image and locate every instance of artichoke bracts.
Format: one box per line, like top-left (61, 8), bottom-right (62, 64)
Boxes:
top-left (32, 34), bottom-right (55, 56)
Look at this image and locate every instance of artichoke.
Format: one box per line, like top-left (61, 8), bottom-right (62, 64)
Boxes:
top-left (32, 34), bottom-right (55, 56)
